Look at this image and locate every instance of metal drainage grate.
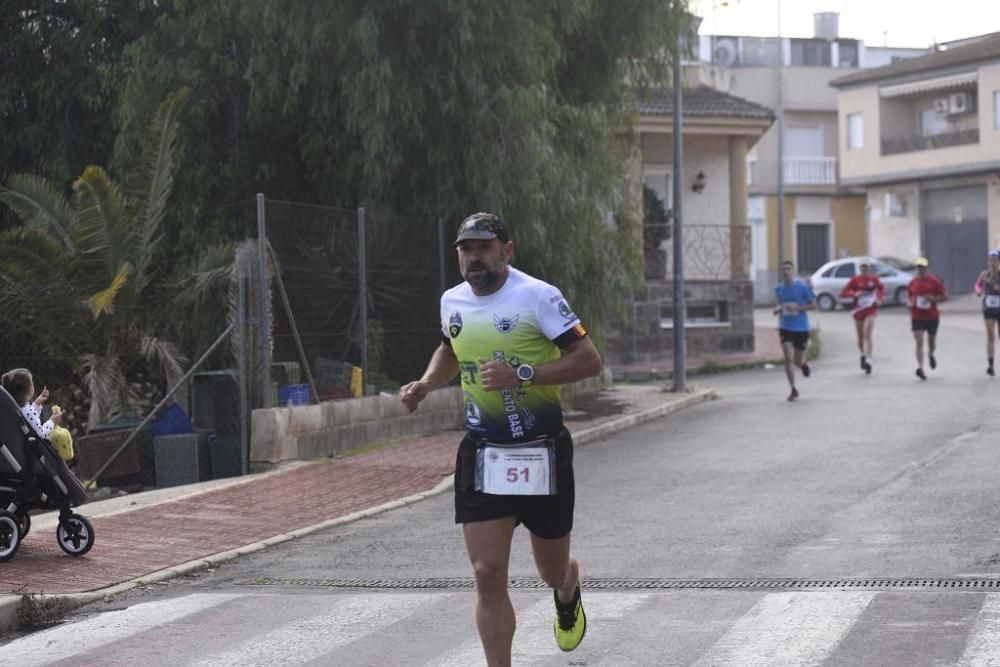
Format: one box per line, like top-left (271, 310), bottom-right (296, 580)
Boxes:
top-left (236, 577), bottom-right (1000, 592)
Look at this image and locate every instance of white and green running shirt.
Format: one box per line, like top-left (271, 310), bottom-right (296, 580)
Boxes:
top-left (440, 267), bottom-right (588, 442)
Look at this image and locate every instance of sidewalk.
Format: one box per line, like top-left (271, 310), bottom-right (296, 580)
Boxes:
top-left (0, 384), bottom-right (715, 630)
top-left (612, 324), bottom-right (785, 382)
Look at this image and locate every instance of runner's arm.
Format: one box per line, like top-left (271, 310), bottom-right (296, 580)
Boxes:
top-left (532, 336), bottom-right (602, 387)
top-left (975, 272), bottom-right (985, 297)
top-left (400, 342), bottom-right (459, 412)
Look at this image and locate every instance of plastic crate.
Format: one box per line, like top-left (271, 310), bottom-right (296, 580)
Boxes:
top-left (314, 358), bottom-right (354, 387)
top-left (270, 362), bottom-right (302, 386)
top-left (75, 428), bottom-right (148, 484)
top-left (278, 383), bottom-right (310, 406)
top-left (154, 431), bottom-right (213, 487)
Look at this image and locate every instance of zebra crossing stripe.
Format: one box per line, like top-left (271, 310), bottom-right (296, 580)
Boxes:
top-left (2, 594), bottom-right (248, 666)
top-left (186, 592), bottom-right (448, 666)
top-left (957, 593), bottom-right (1000, 666)
top-left (691, 591), bottom-right (876, 667)
top-left (428, 592), bottom-right (651, 667)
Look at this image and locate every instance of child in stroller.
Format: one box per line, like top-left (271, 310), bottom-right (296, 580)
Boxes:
top-left (0, 371), bottom-right (94, 562)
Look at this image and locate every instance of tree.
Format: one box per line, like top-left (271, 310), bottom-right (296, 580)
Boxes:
top-left (109, 0), bottom-right (687, 348)
top-left (0, 89), bottom-right (192, 430)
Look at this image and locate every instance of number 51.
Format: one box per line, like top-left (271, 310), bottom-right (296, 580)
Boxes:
top-left (506, 467), bottom-right (529, 483)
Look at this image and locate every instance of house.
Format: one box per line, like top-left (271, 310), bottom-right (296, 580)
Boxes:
top-left (831, 32), bottom-right (1000, 293)
top-left (698, 13), bottom-right (928, 301)
top-left (605, 85), bottom-right (773, 368)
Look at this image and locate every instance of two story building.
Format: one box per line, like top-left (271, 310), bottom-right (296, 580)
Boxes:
top-left (831, 32), bottom-right (1000, 293)
top-left (699, 14), bottom-right (927, 301)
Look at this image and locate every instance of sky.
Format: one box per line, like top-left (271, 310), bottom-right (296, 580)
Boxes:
top-left (691, 0), bottom-right (1000, 48)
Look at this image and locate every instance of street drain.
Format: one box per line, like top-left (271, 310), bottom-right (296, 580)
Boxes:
top-left (236, 577), bottom-right (1000, 592)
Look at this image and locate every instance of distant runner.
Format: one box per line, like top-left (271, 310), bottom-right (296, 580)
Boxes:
top-left (907, 257), bottom-right (947, 380)
top-left (773, 260), bottom-right (816, 401)
top-left (974, 249), bottom-right (1000, 377)
top-left (840, 258), bottom-right (884, 375)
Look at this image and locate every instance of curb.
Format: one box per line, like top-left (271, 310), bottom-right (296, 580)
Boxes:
top-left (1, 387), bottom-right (717, 635)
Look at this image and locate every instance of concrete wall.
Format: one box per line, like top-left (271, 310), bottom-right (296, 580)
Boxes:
top-left (990, 174), bottom-right (1000, 251)
top-left (832, 195), bottom-right (868, 257)
top-left (641, 134), bottom-right (733, 227)
top-left (866, 184), bottom-right (922, 260)
top-left (250, 373), bottom-right (614, 467)
top-left (838, 62), bottom-right (1000, 183)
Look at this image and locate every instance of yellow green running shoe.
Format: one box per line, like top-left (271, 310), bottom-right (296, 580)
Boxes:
top-left (553, 583), bottom-right (586, 652)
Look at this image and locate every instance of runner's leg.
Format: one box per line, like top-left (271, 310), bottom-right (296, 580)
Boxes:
top-left (914, 330), bottom-right (924, 370)
top-left (781, 340), bottom-right (796, 388)
top-left (928, 331), bottom-right (937, 369)
top-left (530, 532), bottom-right (579, 604)
top-left (987, 319), bottom-right (997, 375)
top-left (863, 317), bottom-right (876, 359)
top-left (464, 517), bottom-right (518, 667)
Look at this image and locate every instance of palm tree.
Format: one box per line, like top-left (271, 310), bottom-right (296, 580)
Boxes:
top-left (0, 89), bottom-right (191, 430)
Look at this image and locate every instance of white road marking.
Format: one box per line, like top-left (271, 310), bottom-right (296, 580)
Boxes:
top-left (957, 593), bottom-right (1000, 667)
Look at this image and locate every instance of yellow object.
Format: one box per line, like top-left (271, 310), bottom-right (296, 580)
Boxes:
top-left (48, 405), bottom-right (75, 462)
top-left (915, 256), bottom-right (929, 267)
top-left (350, 366), bottom-right (363, 398)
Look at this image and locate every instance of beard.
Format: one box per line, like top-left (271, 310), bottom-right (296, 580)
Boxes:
top-left (462, 259), bottom-right (506, 291)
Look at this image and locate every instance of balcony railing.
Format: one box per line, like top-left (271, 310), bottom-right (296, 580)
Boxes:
top-left (783, 157), bottom-right (837, 185)
top-left (881, 129), bottom-right (979, 155)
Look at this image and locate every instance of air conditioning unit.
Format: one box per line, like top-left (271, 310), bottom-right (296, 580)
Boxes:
top-left (933, 98), bottom-right (950, 114)
top-left (949, 92), bottom-right (974, 114)
top-left (713, 38), bottom-right (739, 68)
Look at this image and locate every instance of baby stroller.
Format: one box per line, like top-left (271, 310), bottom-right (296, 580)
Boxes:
top-left (0, 385), bottom-right (94, 562)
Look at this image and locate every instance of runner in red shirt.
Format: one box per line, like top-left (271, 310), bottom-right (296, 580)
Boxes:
top-left (840, 258), bottom-right (884, 374)
top-left (908, 256), bottom-right (947, 380)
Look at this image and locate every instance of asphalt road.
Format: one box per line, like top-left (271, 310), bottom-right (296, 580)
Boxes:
top-left (7, 299), bottom-right (1000, 666)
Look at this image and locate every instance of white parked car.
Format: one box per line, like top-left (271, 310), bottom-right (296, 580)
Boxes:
top-left (809, 257), bottom-right (914, 311)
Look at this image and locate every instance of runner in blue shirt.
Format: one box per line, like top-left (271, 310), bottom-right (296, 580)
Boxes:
top-left (773, 260), bottom-right (817, 401)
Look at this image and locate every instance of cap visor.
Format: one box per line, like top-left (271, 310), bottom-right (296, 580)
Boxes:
top-left (453, 231), bottom-right (498, 246)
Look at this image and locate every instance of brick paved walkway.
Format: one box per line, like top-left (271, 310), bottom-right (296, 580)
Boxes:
top-left (3, 384), bottom-right (692, 595)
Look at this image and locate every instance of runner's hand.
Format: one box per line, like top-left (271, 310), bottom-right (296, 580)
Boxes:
top-left (478, 359), bottom-right (519, 392)
top-left (399, 380), bottom-right (430, 413)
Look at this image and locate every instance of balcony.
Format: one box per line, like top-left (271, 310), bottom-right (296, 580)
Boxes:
top-left (881, 129), bottom-right (979, 156)
top-left (783, 157), bottom-right (837, 185)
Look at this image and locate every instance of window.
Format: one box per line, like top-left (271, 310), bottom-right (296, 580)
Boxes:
top-left (886, 191), bottom-right (908, 217)
top-left (642, 167), bottom-right (672, 210)
top-left (821, 266), bottom-right (835, 278)
top-left (787, 126), bottom-right (824, 157)
top-left (847, 113), bottom-right (863, 149)
top-left (742, 37), bottom-right (782, 66)
top-left (791, 39), bottom-right (831, 66)
top-left (921, 107), bottom-right (948, 136)
top-left (837, 40), bottom-right (859, 67)
top-left (995, 91), bottom-right (1000, 129)
top-left (834, 262), bottom-right (856, 278)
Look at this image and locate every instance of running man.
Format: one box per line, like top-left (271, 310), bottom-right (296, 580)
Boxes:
top-left (400, 213), bottom-right (601, 666)
top-left (840, 258), bottom-right (884, 374)
top-left (773, 260), bottom-right (816, 401)
top-left (974, 249), bottom-right (1000, 376)
top-left (907, 256), bottom-right (947, 380)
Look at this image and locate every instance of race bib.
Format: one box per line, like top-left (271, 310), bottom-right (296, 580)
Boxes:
top-left (781, 302), bottom-right (799, 316)
top-left (857, 293), bottom-right (876, 309)
top-left (915, 295), bottom-right (932, 310)
top-left (475, 440), bottom-right (556, 495)
top-left (986, 295), bottom-right (1000, 309)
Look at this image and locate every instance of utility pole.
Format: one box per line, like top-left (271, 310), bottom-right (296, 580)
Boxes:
top-left (671, 3), bottom-right (687, 393)
top-left (776, 0), bottom-right (786, 273)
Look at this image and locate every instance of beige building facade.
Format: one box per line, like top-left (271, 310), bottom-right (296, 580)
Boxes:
top-left (698, 17), bottom-right (927, 302)
top-left (833, 33), bottom-right (1000, 292)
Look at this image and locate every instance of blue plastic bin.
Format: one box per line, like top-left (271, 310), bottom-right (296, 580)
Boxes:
top-left (151, 402), bottom-right (195, 437)
top-left (278, 384), bottom-right (310, 406)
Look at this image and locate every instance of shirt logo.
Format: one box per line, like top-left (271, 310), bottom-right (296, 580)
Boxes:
top-left (449, 311), bottom-right (463, 338)
top-left (493, 314), bottom-right (519, 334)
top-left (558, 301), bottom-right (576, 321)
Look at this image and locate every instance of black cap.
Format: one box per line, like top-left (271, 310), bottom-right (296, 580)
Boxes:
top-left (454, 212), bottom-right (509, 247)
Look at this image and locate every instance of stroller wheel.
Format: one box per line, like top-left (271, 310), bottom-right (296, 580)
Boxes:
top-left (57, 513), bottom-right (94, 557)
top-left (0, 511), bottom-right (21, 562)
top-left (17, 512), bottom-right (30, 539)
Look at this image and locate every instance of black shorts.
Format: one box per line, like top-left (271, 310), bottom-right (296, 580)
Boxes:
top-left (779, 329), bottom-right (809, 351)
top-left (985, 309), bottom-right (1000, 322)
top-left (454, 429), bottom-right (575, 539)
top-left (911, 319), bottom-right (939, 335)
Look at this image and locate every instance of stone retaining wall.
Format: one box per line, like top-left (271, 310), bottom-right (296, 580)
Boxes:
top-left (250, 370), bottom-right (612, 468)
